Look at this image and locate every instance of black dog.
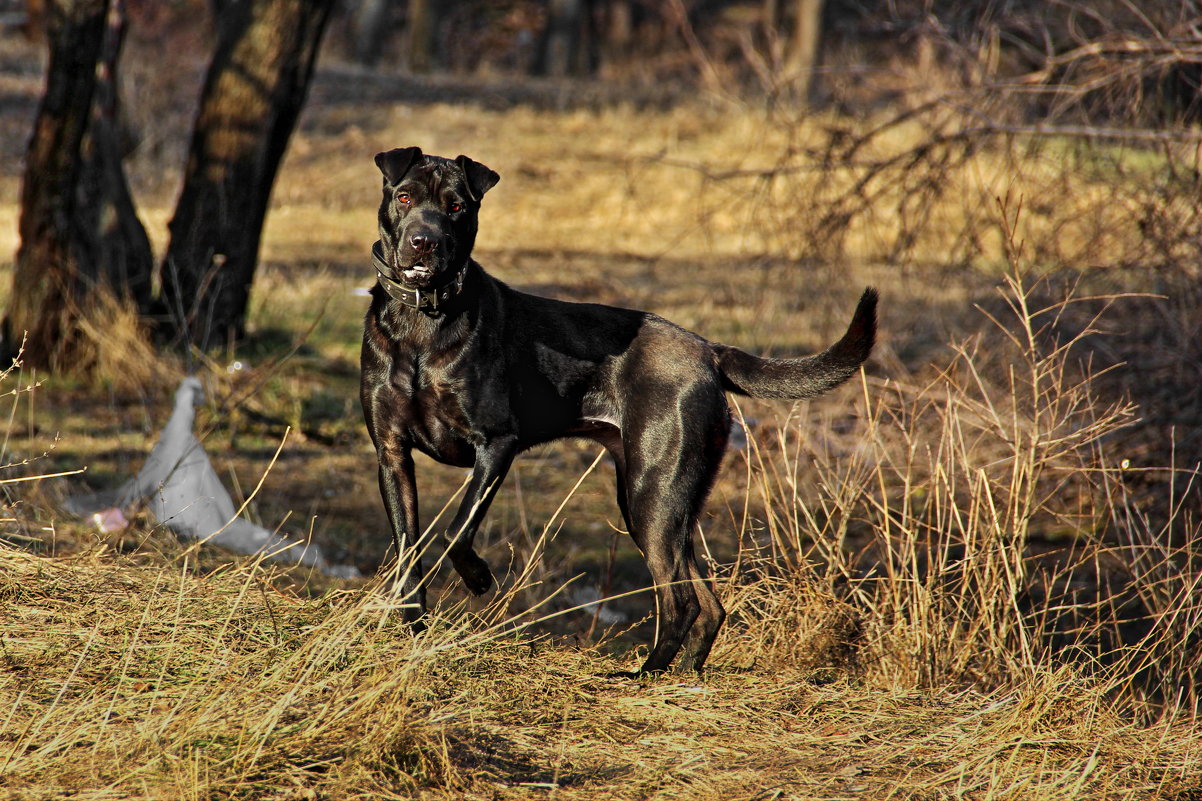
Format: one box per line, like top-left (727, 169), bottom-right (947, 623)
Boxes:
top-left (361, 146), bottom-right (877, 674)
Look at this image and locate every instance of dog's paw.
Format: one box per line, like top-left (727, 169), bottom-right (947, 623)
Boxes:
top-left (602, 669), bottom-right (644, 680)
top-left (401, 606), bottom-right (428, 634)
top-left (601, 668), bottom-right (665, 681)
top-left (406, 616), bottom-right (428, 635)
top-left (452, 551), bottom-right (494, 595)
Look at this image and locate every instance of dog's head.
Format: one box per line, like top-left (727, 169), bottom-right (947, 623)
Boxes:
top-left (374, 147), bottom-right (500, 288)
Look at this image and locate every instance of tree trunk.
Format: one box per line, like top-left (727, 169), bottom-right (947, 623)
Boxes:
top-left (404, 0), bottom-right (439, 74)
top-left (784, 0), bottom-right (824, 102)
top-left (3, 0), bottom-right (109, 369)
top-left (350, 0), bottom-right (389, 66)
top-left (762, 0), bottom-right (780, 34)
top-left (537, 0), bottom-right (593, 78)
top-left (75, 0), bottom-right (154, 314)
top-left (21, 0), bottom-right (46, 41)
top-left (600, 0), bottom-right (633, 69)
top-left (160, 0), bottom-right (334, 350)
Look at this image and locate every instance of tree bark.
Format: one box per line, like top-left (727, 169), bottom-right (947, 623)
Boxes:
top-left (784, 0), bottom-right (824, 102)
top-left (404, 0), bottom-right (439, 74)
top-left (537, 0), bottom-right (594, 77)
top-left (75, 0), bottom-right (154, 314)
top-left (350, 0), bottom-right (389, 66)
top-left (160, 0), bottom-right (334, 349)
top-left (3, 0), bottom-right (109, 369)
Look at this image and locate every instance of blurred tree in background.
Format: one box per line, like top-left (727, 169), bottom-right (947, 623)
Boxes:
top-left (4, 0), bottom-right (333, 364)
top-left (2, 0), bottom-right (149, 370)
top-left (160, 0), bottom-right (334, 349)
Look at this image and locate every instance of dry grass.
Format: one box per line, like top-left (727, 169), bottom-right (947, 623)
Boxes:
top-left (1, 543), bottom-right (1198, 800)
top-left (2, 59), bottom-right (1201, 799)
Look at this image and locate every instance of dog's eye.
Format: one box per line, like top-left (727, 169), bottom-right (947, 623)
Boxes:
top-left (448, 202), bottom-right (463, 214)
top-left (397, 192), bottom-right (411, 205)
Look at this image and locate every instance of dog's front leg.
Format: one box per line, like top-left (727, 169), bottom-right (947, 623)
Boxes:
top-left (443, 435), bottom-right (519, 595)
top-left (377, 447), bottom-right (427, 626)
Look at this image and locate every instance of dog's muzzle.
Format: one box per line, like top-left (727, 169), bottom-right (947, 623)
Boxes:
top-left (371, 240), bottom-right (468, 314)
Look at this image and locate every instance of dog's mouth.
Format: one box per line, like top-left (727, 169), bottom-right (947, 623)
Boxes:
top-left (398, 261), bottom-right (436, 285)
top-left (389, 256), bottom-right (448, 287)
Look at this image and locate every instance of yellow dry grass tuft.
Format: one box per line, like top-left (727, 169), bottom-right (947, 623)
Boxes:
top-left (72, 290), bottom-right (180, 398)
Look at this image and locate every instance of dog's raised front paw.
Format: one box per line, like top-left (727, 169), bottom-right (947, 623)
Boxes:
top-left (451, 550), bottom-right (494, 595)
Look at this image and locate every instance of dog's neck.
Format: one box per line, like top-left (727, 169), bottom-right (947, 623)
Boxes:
top-left (371, 240), bottom-right (470, 317)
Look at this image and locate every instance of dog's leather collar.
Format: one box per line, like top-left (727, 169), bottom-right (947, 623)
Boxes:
top-left (371, 240), bottom-right (468, 314)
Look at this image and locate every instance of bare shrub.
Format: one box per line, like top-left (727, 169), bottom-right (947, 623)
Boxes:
top-left (648, 0), bottom-right (1202, 274)
top-left (717, 210), bottom-right (1201, 719)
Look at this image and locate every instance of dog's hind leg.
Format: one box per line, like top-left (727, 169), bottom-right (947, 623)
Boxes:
top-left (628, 502), bottom-right (701, 674)
top-left (675, 390), bottom-right (731, 672)
top-left (676, 554), bottom-right (726, 672)
top-left (605, 434), bottom-right (730, 671)
top-left (625, 401), bottom-right (729, 673)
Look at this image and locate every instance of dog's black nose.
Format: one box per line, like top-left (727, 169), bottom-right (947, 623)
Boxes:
top-left (410, 232), bottom-right (437, 255)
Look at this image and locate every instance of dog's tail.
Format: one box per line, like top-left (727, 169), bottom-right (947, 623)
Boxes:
top-left (714, 287), bottom-right (878, 399)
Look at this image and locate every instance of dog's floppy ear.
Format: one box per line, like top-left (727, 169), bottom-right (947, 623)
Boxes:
top-left (375, 146), bottom-right (423, 185)
top-left (455, 155), bottom-right (500, 201)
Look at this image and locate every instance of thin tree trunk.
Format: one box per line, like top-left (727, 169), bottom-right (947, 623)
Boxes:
top-left (784, 0), bottom-right (823, 102)
top-left (3, 0), bottom-right (109, 369)
top-left (537, 0), bottom-right (593, 77)
top-left (160, 0), bottom-right (334, 349)
top-left (762, 0), bottom-right (779, 33)
top-left (21, 0), bottom-right (46, 41)
top-left (350, 0), bottom-right (389, 66)
top-left (75, 0), bottom-right (154, 313)
top-left (601, 0), bottom-right (633, 66)
top-left (405, 0), bottom-right (439, 74)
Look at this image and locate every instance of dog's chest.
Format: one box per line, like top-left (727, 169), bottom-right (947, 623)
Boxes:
top-left (387, 352), bottom-right (479, 464)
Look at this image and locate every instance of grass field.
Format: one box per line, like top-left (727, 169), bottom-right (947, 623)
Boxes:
top-left (2, 42), bottom-right (1201, 799)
